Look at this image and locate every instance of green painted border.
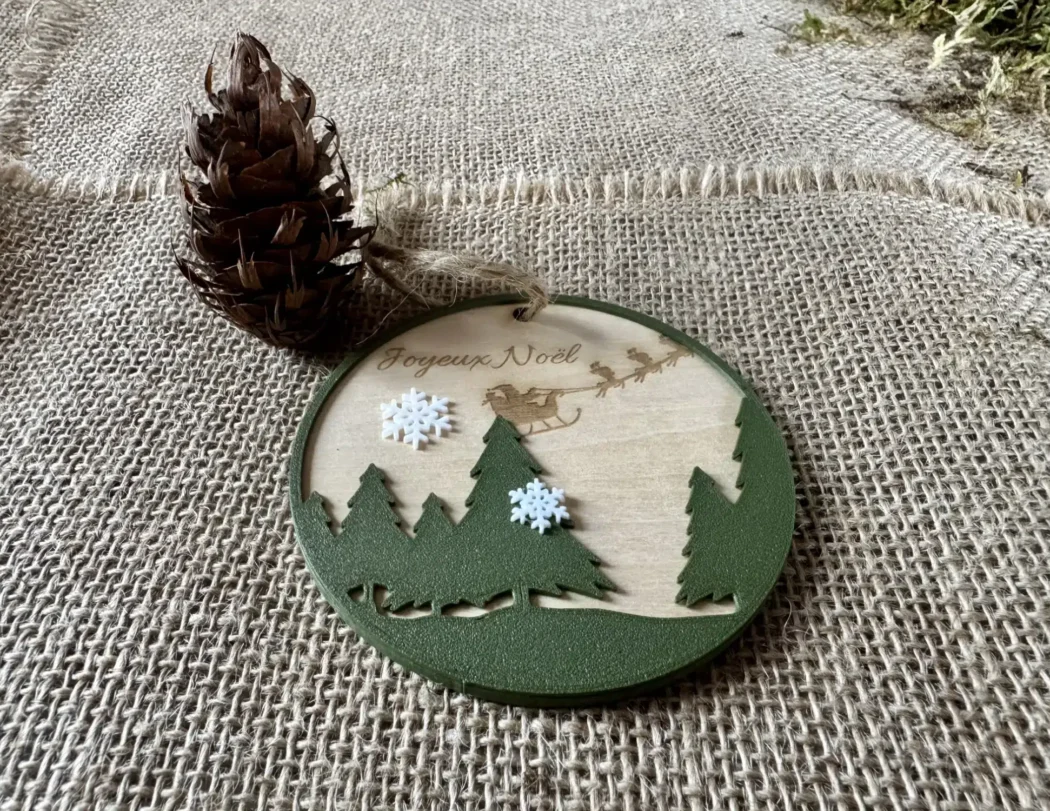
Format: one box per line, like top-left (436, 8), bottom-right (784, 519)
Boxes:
top-left (289, 294), bottom-right (795, 706)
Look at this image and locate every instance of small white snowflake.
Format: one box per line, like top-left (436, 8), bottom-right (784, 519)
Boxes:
top-left (380, 388), bottom-right (451, 450)
top-left (509, 478), bottom-right (570, 534)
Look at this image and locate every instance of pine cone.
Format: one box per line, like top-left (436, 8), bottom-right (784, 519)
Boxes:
top-left (177, 34), bottom-right (373, 349)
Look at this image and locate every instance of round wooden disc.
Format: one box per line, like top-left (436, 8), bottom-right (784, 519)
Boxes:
top-left (290, 296), bottom-right (793, 705)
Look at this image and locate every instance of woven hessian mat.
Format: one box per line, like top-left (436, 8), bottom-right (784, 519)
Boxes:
top-left (2, 0), bottom-right (1050, 808)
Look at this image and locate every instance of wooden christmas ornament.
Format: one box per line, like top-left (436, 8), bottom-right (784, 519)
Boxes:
top-left (290, 296), bottom-right (795, 706)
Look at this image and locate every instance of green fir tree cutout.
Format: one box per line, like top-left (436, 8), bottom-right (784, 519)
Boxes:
top-left (299, 491), bottom-right (334, 541)
top-left (290, 297), bottom-right (796, 705)
top-left (387, 417), bottom-right (615, 611)
top-left (316, 416), bottom-right (615, 615)
top-left (438, 416), bottom-right (615, 610)
top-left (383, 494), bottom-right (464, 615)
top-left (677, 396), bottom-right (778, 606)
top-left (340, 464), bottom-right (415, 604)
top-left (299, 464), bottom-right (416, 606)
top-left (677, 467), bottom-right (737, 603)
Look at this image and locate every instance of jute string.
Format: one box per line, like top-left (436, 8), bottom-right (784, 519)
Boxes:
top-left (358, 182), bottom-right (550, 321)
top-left (361, 239), bottom-right (549, 321)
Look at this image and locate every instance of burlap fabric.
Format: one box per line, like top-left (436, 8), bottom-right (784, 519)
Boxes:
top-left (2, 1), bottom-right (1050, 808)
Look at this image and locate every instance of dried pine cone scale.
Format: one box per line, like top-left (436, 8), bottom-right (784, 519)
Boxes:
top-left (178, 34), bottom-right (373, 349)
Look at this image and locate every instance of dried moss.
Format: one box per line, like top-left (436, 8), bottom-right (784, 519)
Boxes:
top-left (783, 2), bottom-right (1047, 155)
top-left (792, 9), bottom-right (865, 44)
top-left (842, 1), bottom-right (1048, 111)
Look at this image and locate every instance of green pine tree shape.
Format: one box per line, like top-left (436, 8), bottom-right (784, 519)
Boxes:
top-left (297, 490), bottom-right (356, 596)
top-left (334, 463), bottom-right (413, 605)
top-left (422, 415), bottom-right (615, 611)
top-left (299, 491), bottom-right (335, 542)
top-left (382, 494), bottom-right (471, 615)
top-left (677, 396), bottom-right (778, 605)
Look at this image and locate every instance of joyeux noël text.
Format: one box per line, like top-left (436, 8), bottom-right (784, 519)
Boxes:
top-left (376, 344), bottom-right (582, 379)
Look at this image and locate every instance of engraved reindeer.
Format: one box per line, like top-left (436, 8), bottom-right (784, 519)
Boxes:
top-left (626, 348), bottom-right (664, 383)
top-left (658, 335), bottom-right (691, 366)
top-left (482, 339), bottom-right (693, 433)
top-left (589, 362), bottom-right (626, 398)
top-left (483, 385), bottom-right (582, 435)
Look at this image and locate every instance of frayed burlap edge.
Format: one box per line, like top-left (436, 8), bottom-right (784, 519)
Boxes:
top-left (2, 159), bottom-right (1050, 228)
top-left (0, 0), bottom-right (1046, 228)
top-left (0, 0), bottom-right (96, 158)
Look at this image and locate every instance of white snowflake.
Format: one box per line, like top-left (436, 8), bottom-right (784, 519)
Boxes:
top-left (509, 478), bottom-right (570, 534)
top-left (380, 388), bottom-right (451, 450)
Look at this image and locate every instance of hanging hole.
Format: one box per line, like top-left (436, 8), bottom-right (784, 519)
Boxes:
top-left (512, 306), bottom-right (530, 322)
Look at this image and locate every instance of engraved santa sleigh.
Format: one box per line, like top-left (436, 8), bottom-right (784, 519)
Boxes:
top-left (482, 385), bottom-right (584, 435)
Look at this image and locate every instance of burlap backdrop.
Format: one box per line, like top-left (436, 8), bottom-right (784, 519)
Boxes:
top-left (1, 0), bottom-right (1049, 809)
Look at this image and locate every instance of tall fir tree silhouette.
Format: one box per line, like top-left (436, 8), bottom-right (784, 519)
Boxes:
top-left (429, 416), bottom-right (615, 610)
top-left (298, 491), bottom-right (334, 542)
top-left (383, 494), bottom-right (472, 615)
top-left (677, 396), bottom-right (776, 605)
top-left (336, 463), bottom-right (412, 605)
top-left (307, 420), bottom-right (615, 614)
top-left (297, 490), bottom-right (358, 598)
